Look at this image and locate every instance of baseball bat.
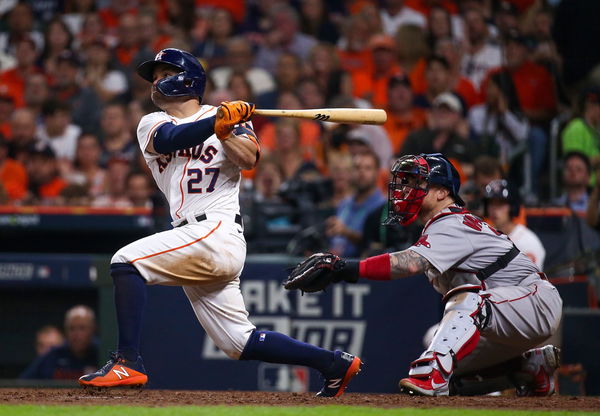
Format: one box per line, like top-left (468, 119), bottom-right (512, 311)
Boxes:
top-left (253, 108), bottom-right (387, 125)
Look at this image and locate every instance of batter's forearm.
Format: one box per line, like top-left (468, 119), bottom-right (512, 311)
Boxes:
top-left (153, 116), bottom-right (216, 154)
top-left (222, 133), bottom-right (259, 170)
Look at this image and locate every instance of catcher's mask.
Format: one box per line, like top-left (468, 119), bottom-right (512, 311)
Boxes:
top-left (385, 153), bottom-right (465, 226)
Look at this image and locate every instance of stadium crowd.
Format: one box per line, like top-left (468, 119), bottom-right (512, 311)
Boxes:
top-left (0, 0), bottom-right (599, 257)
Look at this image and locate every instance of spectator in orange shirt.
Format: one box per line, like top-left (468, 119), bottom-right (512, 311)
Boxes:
top-left (98, 0), bottom-right (138, 35)
top-left (25, 143), bottom-right (66, 205)
top-left (499, 29), bottom-right (557, 124)
top-left (352, 34), bottom-right (402, 107)
top-left (337, 14), bottom-right (372, 78)
top-left (396, 24), bottom-right (429, 95)
top-left (0, 37), bottom-right (42, 108)
top-left (114, 13), bottom-right (143, 68)
top-left (384, 73), bottom-right (427, 154)
top-left (0, 134), bottom-right (27, 202)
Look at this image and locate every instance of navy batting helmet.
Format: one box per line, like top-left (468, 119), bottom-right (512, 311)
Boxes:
top-left (386, 153), bottom-right (464, 225)
top-left (483, 179), bottom-right (520, 218)
top-left (137, 48), bottom-right (206, 99)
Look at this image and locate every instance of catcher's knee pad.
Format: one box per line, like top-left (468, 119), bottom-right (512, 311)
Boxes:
top-left (410, 290), bottom-right (489, 377)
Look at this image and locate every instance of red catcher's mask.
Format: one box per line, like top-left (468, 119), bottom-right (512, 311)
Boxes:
top-left (384, 155), bottom-right (430, 226)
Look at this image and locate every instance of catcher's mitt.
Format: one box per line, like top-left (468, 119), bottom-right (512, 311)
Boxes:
top-left (283, 253), bottom-right (345, 293)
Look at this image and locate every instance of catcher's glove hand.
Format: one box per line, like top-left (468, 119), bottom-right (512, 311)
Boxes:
top-left (215, 101), bottom-right (255, 140)
top-left (283, 252), bottom-right (345, 293)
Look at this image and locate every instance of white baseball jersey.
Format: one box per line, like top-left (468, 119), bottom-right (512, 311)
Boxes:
top-left (408, 206), bottom-right (540, 295)
top-left (137, 105), bottom-right (246, 224)
top-left (112, 104), bottom-right (258, 359)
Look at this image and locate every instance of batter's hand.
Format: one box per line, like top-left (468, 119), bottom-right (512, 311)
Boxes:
top-left (215, 101), bottom-right (255, 140)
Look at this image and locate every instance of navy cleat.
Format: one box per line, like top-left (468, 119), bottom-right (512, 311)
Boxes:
top-left (79, 352), bottom-right (148, 387)
top-left (317, 350), bottom-right (363, 398)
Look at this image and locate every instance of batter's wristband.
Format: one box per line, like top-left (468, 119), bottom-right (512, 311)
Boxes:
top-left (359, 253), bottom-right (391, 280)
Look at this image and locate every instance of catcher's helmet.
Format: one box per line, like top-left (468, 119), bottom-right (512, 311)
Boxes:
top-left (137, 48), bottom-right (206, 99)
top-left (483, 179), bottom-right (520, 218)
top-left (385, 153), bottom-right (465, 226)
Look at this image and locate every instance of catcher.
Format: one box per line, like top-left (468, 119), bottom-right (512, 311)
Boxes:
top-left (285, 153), bottom-right (563, 396)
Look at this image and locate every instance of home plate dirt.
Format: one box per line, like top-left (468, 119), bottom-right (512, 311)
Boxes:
top-left (1, 389), bottom-right (599, 411)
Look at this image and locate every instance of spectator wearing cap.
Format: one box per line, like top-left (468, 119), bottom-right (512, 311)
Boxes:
top-left (82, 39), bottom-right (129, 102)
top-left (401, 92), bottom-right (472, 169)
top-left (553, 152), bottom-right (592, 214)
top-left (460, 8), bottom-right (502, 89)
top-left (483, 179), bottom-right (546, 269)
top-left (434, 37), bottom-right (480, 108)
top-left (0, 134), bottom-right (27, 202)
top-left (494, 1), bottom-right (519, 40)
top-left (469, 71), bottom-right (529, 172)
top-left (380, 0), bottom-right (426, 36)
top-left (384, 73), bottom-right (427, 154)
top-left (562, 86), bottom-right (600, 167)
top-left (24, 142), bottom-right (66, 205)
top-left (52, 51), bottom-right (102, 135)
top-left (99, 102), bottom-right (136, 167)
top-left (0, 37), bottom-right (43, 108)
top-left (253, 5), bottom-right (317, 74)
top-left (352, 34), bottom-right (402, 107)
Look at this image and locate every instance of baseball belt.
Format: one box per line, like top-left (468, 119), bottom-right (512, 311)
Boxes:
top-left (177, 213), bottom-right (243, 228)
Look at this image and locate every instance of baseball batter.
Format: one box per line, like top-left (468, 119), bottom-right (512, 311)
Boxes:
top-left (79, 48), bottom-right (362, 397)
top-left (285, 153), bottom-right (562, 396)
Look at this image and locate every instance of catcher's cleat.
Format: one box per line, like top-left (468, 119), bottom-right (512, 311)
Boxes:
top-left (517, 345), bottom-right (560, 396)
top-left (79, 352), bottom-right (148, 387)
top-left (317, 351), bottom-right (363, 398)
top-left (399, 367), bottom-right (450, 396)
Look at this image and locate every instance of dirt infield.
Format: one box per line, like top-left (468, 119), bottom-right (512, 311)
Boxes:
top-left (0, 388), bottom-right (599, 411)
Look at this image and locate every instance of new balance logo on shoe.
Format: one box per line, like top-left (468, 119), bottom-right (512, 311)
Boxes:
top-left (328, 378), bottom-right (342, 389)
top-left (113, 367), bottom-right (130, 380)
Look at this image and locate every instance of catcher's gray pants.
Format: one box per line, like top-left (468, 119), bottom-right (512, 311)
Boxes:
top-left (455, 275), bottom-right (562, 375)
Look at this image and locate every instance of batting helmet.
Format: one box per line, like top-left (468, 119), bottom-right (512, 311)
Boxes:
top-left (482, 179), bottom-right (520, 218)
top-left (385, 153), bottom-right (465, 226)
top-left (137, 48), bottom-right (206, 99)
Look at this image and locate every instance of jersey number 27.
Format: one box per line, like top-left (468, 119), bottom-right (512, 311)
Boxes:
top-left (187, 168), bottom-right (220, 193)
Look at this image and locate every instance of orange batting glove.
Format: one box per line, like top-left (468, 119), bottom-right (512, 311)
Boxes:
top-left (215, 101), bottom-right (255, 140)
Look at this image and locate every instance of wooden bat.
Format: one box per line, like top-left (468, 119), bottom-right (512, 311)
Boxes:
top-left (253, 108), bottom-right (387, 125)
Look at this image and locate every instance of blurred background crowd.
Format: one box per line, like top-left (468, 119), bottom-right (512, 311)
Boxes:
top-left (0, 0), bottom-right (599, 258)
